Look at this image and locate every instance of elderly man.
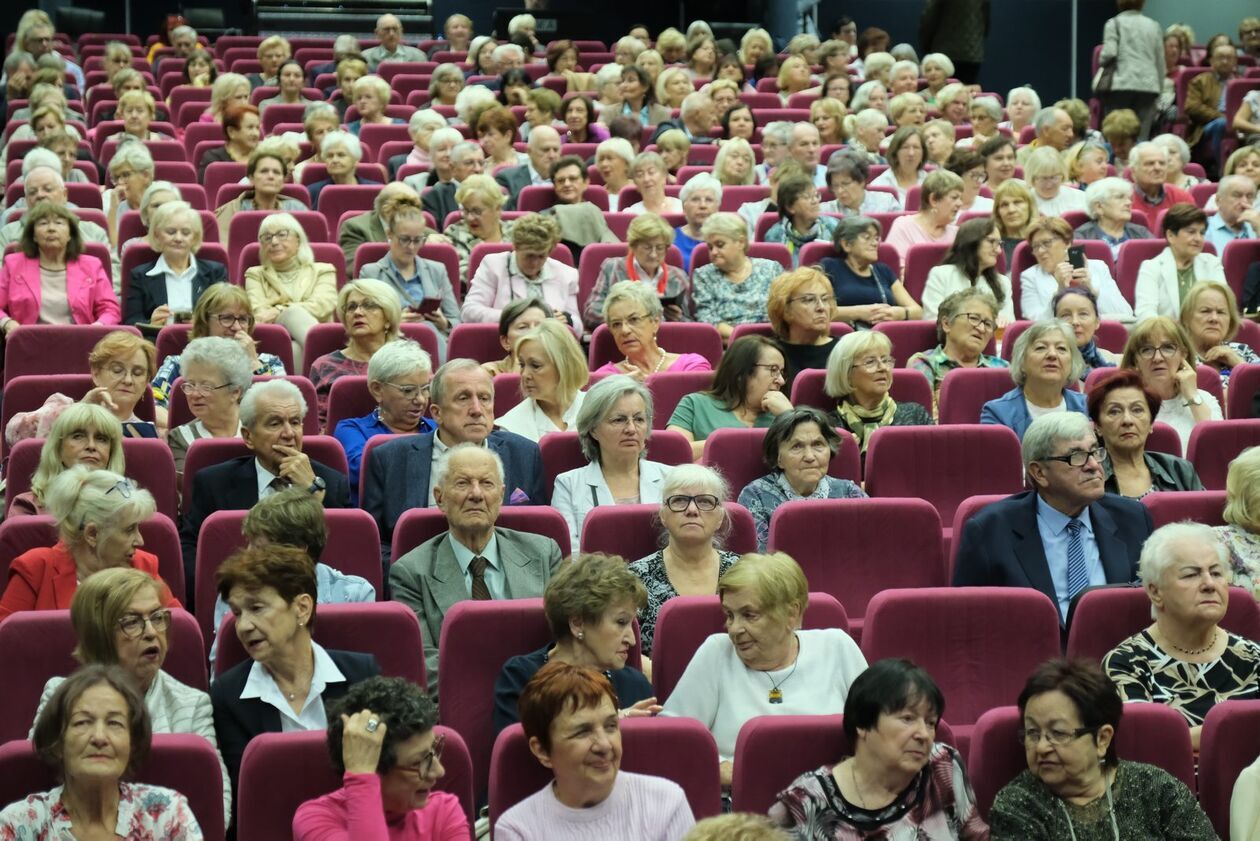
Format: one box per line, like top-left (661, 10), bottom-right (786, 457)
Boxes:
top-left (1242, 17), bottom-right (1260, 60)
top-left (423, 141), bottom-right (484, 232)
top-left (650, 92), bottom-right (719, 145)
top-left (362, 359), bottom-right (547, 560)
top-left (389, 443), bottom-right (563, 682)
top-left (1129, 141), bottom-right (1194, 219)
top-left (493, 43), bottom-right (526, 73)
top-left (788, 122), bottom-right (829, 188)
top-left (953, 412), bottom-right (1152, 626)
top-left (153, 26), bottom-right (199, 76)
top-left (0, 51), bottom-right (37, 117)
top-left (1016, 106), bottom-right (1075, 165)
top-left (443, 14), bottom-right (473, 52)
top-left (22, 21), bottom-right (84, 92)
top-left (496, 125), bottom-right (562, 210)
top-left (1186, 41), bottom-right (1238, 170)
top-left (180, 379), bottom-right (351, 588)
top-left (754, 121), bottom-right (795, 184)
top-left (1206, 175), bottom-right (1260, 252)
top-left (363, 14), bottom-right (427, 71)
top-left (307, 35), bottom-right (361, 86)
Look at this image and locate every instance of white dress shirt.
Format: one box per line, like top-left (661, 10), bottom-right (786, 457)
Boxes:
top-left (496, 391), bottom-right (586, 442)
top-left (146, 255), bottom-right (199, 313)
top-left (448, 530), bottom-right (505, 599)
top-left (240, 640), bottom-right (346, 732)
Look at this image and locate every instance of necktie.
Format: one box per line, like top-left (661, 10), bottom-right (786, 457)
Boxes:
top-left (1065, 519), bottom-right (1089, 602)
top-left (266, 476), bottom-right (290, 497)
top-left (469, 556), bottom-right (491, 601)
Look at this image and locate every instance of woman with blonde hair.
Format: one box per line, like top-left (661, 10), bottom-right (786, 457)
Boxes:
top-left (497, 320), bottom-right (589, 441)
top-left (740, 28), bottom-right (774, 67)
top-left (686, 35), bottom-right (718, 82)
top-left (777, 56), bottom-right (814, 105)
top-left (869, 125), bottom-right (927, 205)
top-left (656, 66), bottom-right (693, 111)
top-left (1064, 140), bottom-right (1111, 189)
top-left (810, 98), bottom-right (847, 146)
top-left (693, 212), bottom-right (785, 340)
top-left (1025, 146), bottom-right (1087, 215)
top-left (11, 405), bottom-right (125, 517)
top-left (244, 212), bottom-right (338, 368)
top-left (203, 72), bottom-right (251, 124)
top-left (826, 331), bottom-right (931, 456)
top-left (935, 82), bottom-right (971, 125)
top-left (585, 213), bottom-right (692, 329)
top-left (1179, 280), bottom-right (1259, 383)
top-left (462, 213), bottom-right (580, 326)
top-left (1120, 316), bottom-right (1222, 452)
top-left (307, 279), bottom-right (402, 429)
top-left (714, 138), bottom-right (756, 187)
top-left (347, 74), bottom-right (403, 135)
top-left (655, 129), bottom-right (691, 183)
top-left (446, 174), bottom-right (515, 284)
top-left (1216, 446), bottom-right (1260, 602)
top-left (887, 91), bottom-right (927, 129)
top-left (992, 178), bottom-right (1038, 264)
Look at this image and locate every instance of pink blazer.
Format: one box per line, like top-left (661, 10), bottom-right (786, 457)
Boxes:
top-left (0, 252), bottom-right (122, 326)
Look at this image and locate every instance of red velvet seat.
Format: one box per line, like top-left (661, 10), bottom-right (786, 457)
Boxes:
top-left (1221, 240), bottom-right (1260, 305)
top-left (1114, 239), bottom-right (1167, 304)
top-left (313, 183), bottom-right (386, 231)
top-left (1, 324), bottom-right (142, 384)
top-left (516, 184), bottom-right (610, 212)
top-left (390, 505), bottom-right (572, 564)
top-left (153, 323), bottom-right (294, 370)
top-left (579, 502), bottom-right (757, 559)
top-left (538, 430), bottom-right (692, 500)
top-left (647, 370), bottom-right (716, 430)
top-left (789, 367), bottom-right (932, 419)
top-left (873, 320), bottom-right (945, 366)
top-left (1228, 363), bottom-right (1260, 422)
top-left (1186, 419), bottom-right (1260, 489)
top-left (690, 242), bottom-right (792, 274)
top-left (324, 376), bottom-right (378, 436)
top-left (447, 322), bottom-right (504, 363)
top-left (300, 322), bottom-right (441, 379)
top-left (1066, 585), bottom-right (1260, 660)
top-left (1200, 700), bottom-right (1260, 839)
top-left (937, 366), bottom-right (1016, 425)
top-left (901, 242), bottom-right (952, 303)
top-left (1140, 489), bottom-right (1227, 528)
top-left (947, 493), bottom-right (1014, 580)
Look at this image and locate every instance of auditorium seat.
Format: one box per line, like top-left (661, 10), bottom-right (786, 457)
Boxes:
top-left (154, 323), bottom-right (294, 371)
top-left (1186, 419), bottom-right (1260, 489)
top-left (647, 370), bottom-right (716, 430)
top-left (1065, 585), bottom-right (1260, 660)
top-left (1140, 489), bottom-right (1227, 528)
top-left (579, 501), bottom-right (756, 558)
top-left (390, 505), bottom-right (572, 563)
top-left (447, 322), bottom-right (504, 364)
top-left (701, 427), bottom-right (860, 494)
top-left (936, 367), bottom-right (1017, 425)
top-left (901, 242), bottom-right (953, 303)
top-left (300, 322), bottom-right (441, 378)
top-left (538, 430), bottom-right (692, 497)
top-left (947, 493), bottom-right (1013, 579)
top-left (587, 322), bottom-right (724, 370)
top-left (789, 367), bottom-right (932, 420)
top-left (1, 324), bottom-right (142, 385)
top-left (1199, 700), bottom-right (1260, 840)
top-left (324, 375), bottom-right (376, 435)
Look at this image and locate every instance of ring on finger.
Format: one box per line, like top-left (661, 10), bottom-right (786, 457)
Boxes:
top-left (366, 718), bottom-right (380, 732)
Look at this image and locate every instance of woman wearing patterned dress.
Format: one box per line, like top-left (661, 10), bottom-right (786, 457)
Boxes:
top-left (1216, 445), bottom-right (1260, 604)
top-left (691, 212), bottom-right (784, 343)
top-left (306, 279), bottom-right (402, 430)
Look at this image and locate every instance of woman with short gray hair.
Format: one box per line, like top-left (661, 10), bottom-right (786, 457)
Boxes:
top-left (104, 142), bottom-right (156, 248)
top-left (980, 319), bottom-right (1087, 440)
top-left (167, 335), bottom-right (252, 478)
top-left (675, 173), bottom-right (723, 271)
top-left (1074, 176), bottom-right (1154, 259)
top-left (552, 374), bottom-right (672, 548)
top-left (1151, 133), bottom-right (1201, 190)
top-left (626, 151), bottom-right (683, 216)
top-left (821, 150), bottom-right (902, 217)
top-left (594, 281), bottom-right (712, 378)
top-left (822, 215), bottom-right (921, 328)
top-left (308, 130), bottom-right (381, 211)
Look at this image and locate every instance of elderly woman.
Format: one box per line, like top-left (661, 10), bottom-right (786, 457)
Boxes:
top-left (0, 202), bottom-right (119, 335)
top-left (965, 96), bottom-right (1003, 150)
top-left (777, 56), bottom-right (814, 105)
top-left (495, 553), bottom-right (658, 734)
top-left (334, 339), bottom-right (433, 501)
top-left (126, 201), bottom-right (227, 327)
top-left (425, 62), bottom-right (464, 108)
top-left (1074, 176), bottom-right (1154, 260)
top-left (497, 320), bottom-right (589, 441)
top-left (444, 174), bottom-right (515, 285)
top-left (197, 103), bottom-right (260, 180)
top-left (917, 52), bottom-right (953, 105)
top-left (1216, 447), bottom-right (1260, 603)
top-left (1024, 146), bottom-right (1086, 216)
top-left (496, 662), bottom-right (695, 838)
top-left (669, 336), bottom-right (794, 459)
top-left (944, 150), bottom-right (994, 215)
top-left (1089, 368), bottom-right (1202, 498)
top-left (467, 35), bottom-right (497, 76)
top-left (921, 118), bottom-right (956, 167)
top-left (0, 467), bottom-right (176, 623)
top-left (117, 89), bottom-right (169, 142)
top-left (553, 376), bottom-right (671, 545)
top-left (1121, 316), bottom-right (1222, 452)
top-left (1020, 217), bottom-right (1134, 322)
top-left (32, 567), bottom-right (230, 823)
top-left (308, 131), bottom-right (381, 210)
top-left (294, 676), bottom-right (466, 839)
top-left (211, 544), bottom-right (379, 789)
top-left (0, 665), bottom-right (200, 836)
top-left (482, 298), bottom-right (552, 378)
top-left (989, 658), bottom-right (1215, 838)
top-left (713, 137), bottom-right (756, 188)
top-left (656, 67), bottom-right (692, 111)
top-left (923, 217), bottom-right (1014, 325)
top-left (594, 282), bottom-right (711, 379)
top-left (764, 175), bottom-right (839, 268)
top-left (888, 92), bottom-right (928, 131)
top-left (909, 288), bottom-right (1009, 393)
top-left (1150, 133), bottom-right (1198, 190)
top-left (203, 72), bottom-right (251, 125)
top-left (359, 205), bottom-right (459, 349)
top-left (687, 35), bottom-right (718, 82)
top-left (10, 405), bottom-right (124, 518)
top-left (606, 66), bottom-right (671, 126)
top-left (825, 331), bottom-right (932, 453)
top-left (258, 60), bottom-right (315, 112)
top-left (771, 659), bottom-right (987, 837)
top-left (1105, 521), bottom-right (1260, 753)
top-left (625, 151), bottom-right (683, 216)
top-left (462, 213), bottom-right (580, 327)
top-left (181, 48), bottom-right (216, 88)
top-left (347, 75), bottom-right (403, 135)
top-left (1179, 280), bottom-right (1259, 383)
top-left (244, 212), bottom-right (337, 367)
top-left (329, 58), bottom-right (367, 119)
top-left (845, 109), bottom-right (890, 168)
top-left (167, 336), bottom-right (251, 479)
top-left (738, 408), bottom-right (867, 551)
top-left (595, 138), bottom-right (635, 210)
top-left (768, 267), bottom-right (841, 387)
top-left (691, 213), bottom-right (784, 341)
top-left (822, 151), bottom-right (903, 218)
top-left (980, 319), bottom-right (1088, 439)
top-left (308, 279), bottom-right (402, 429)
top-left (993, 178), bottom-right (1037, 266)
top-left (663, 552), bottom-right (867, 784)
top-left (1064, 141), bottom-right (1109, 189)
top-left (810, 98), bottom-right (847, 146)
top-left (885, 170), bottom-right (963, 264)
top-left (214, 147), bottom-right (307, 251)
top-left (291, 103), bottom-right (341, 182)
top-left (1135, 203), bottom-right (1225, 320)
top-left (473, 107), bottom-right (524, 171)
top-left (1054, 285), bottom-right (1120, 380)
top-left (675, 174), bottom-right (722, 271)
top-left (869, 126), bottom-right (927, 206)
top-left (401, 109), bottom-right (446, 173)
top-left (997, 86), bottom-right (1039, 136)
top-left (980, 136), bottom-right (1020, 193)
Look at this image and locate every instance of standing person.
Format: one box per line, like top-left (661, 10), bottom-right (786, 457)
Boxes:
top-left (1096, 0), bottom-right (1166, 140)
top-left (918, 0), bottom-right (990, 84)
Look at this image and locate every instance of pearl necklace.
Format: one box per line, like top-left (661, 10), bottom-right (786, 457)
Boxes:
top-left (626, 348), bottom-right (668, 375)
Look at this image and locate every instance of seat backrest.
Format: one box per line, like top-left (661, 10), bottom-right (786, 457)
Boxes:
top-left (580, 501), bottom-right (757, 560)
top-left (154, 323), bottom-right (294, 370)
top-left (325, 376), bottom-right (377, 437)
top-left (235, 241), bottom-right (344, 289)
top-left (4, 438), bottom-right (177, 522)
top-left (169, 373), bottom-right (318, 435)
top-left (1114, 239), bottom-right (1167, 303)
top-left (236, 726), bottom-right (473, 841)
top-left (873, 320), bottom-right (946, 367)
top-left (2, 325), bottom-right (143, 384)
top-left (860, 588), bottom-right (1061, 726)
top-left (652, 593), bottom-right (849, 702)
top-left (489, 717), bottom-right (722, 827)
top-left (447, 322), bottom-right (505, 364)
top-left (701, 428), bottom-right (860, 498)
top-left (947, 493), bottom-right (1014, 580)
top-left (789, 368), bottom-right (932, 417)
top-left (863, 425), bottom-right (1025, 524)
top-left (538, 430), bottom-right (693, 502)
top-left (936, 367), bottom-right (1017, 425)
top-left (902, 242), bottom-right (953, 302)
top-left (1221, 240), bottom-right (1260, 306)
top-left (588, 322), bottom-right (724, 370)
top-left (690, 242), bottom-right (792, 274)
top-left (301, 322), bottom-right (440, 379)
top-left (180, 433), bottom-right (345, 506)
top-left (1140, 489), bottom-right (1227, 528)
top-left (1187, 419), bottom-right (1260, 489)
top-left (314, 183), bottom-right (386, 230)
top-left (1200, 700), bottom-right (1260, 840)
top-left (1145, 420), bottom-right (1183, 457)
top-left (0, 376), bottom-right (151, 449)
top-left (390, 505), bottom-right (572, 564)
top-left (1066, 585), bottom-right (1260, 660)
top-left (646, 370), bottom-right (716, 429)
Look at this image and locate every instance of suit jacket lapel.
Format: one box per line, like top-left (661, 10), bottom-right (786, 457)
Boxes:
top-left (228, 458), bottom-right (262, 509)
top-left (409, 437), bottom-right (432, 509)
top-left (1011, 493), bottom-right (1058, 610)
top-left (428, 535), bottom-right (470, 619)
top-left (65, 261), bottom-right (91, 323)
top-left (581, 461), bottom-right (611, 506)
top-left (51, 550), bottom-right (79, 608)
top-left (192, 264), bottom-right (214, 301)
top-left (1089, 501), bottom-right (1134, 584)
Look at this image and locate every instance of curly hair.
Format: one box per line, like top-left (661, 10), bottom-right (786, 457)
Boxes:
top-left (326, 676), bottom-right (438, 774)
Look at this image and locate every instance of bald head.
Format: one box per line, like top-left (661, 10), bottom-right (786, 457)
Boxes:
top-left (528, 125), bottom-right (562, 176)
top-left (375, 14), bottom-right (404, 48)
top-left (790, 122), bottom-right (822, 168)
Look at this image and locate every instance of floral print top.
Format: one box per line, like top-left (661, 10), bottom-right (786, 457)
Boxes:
top-left (627, 549), bottom-right (741, 656)
top-left (0, 782), bottom-right (202, 840)
top-left (1215, 524), bottom-right (1260, 603)
top-left (691, 257), bottom-right (782, 327)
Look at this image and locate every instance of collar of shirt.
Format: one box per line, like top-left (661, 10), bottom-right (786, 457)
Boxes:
top-left (240, 640), bottom-right (346, 722)
top-left (507, 251), bottom-right (554, 283)
top-left (1035, 492), bottom-right (1095, 538)
top-left (1209, 213), bottom-right (1254, 238)
top-left (385, 252), bottom-right (421, 283)
top-left (631, 257), bottom-right (664, 284)
top-left (148, 253), bottom-right (199, 284)
top-left (526, 163), bottom-right (550, 186)
top-left (1136, 184), bottom-right (1165, 205)
top-left (450, 530), bottom-right (501, 578)
top-left (255, 458), bottom-right (287, 498)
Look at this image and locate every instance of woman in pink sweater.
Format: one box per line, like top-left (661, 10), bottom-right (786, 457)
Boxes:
top-left (293, 677), bottom-right (468, 841)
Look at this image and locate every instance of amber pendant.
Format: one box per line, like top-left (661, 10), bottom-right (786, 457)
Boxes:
top-left (768, 689), bottom-right (783, 704)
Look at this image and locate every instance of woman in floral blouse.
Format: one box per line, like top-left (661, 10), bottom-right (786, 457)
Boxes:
top-left (1216, 445), bottom-right (1260, 604)
top-left (307, 279), bottom-right (402, 430)
top-left (691, 212), bottom-right (785, 343)
top-left (0, 665), bottom-right (202, 839)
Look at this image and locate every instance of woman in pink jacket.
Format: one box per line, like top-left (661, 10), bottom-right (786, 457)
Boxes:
top-left (460, 213), bottom-right (582, 328)
top-left (0, 202), bottom-right (121, 337)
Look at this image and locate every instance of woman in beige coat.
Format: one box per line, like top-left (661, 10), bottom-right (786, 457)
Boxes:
top-left (244, 212), bottom-right (337, 368)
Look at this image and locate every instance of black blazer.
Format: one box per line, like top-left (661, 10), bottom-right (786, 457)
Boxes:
top-left (124, 258), bottom-right (227, 326)
top-left (952, 490), bottom-right (1152, 625)
top-left (180, 455), bottom-right (351, 590)
top-left (494, 164), bottom-right (534, 211)
top-left (421, 182), bottom-right (459, 232)
top-left (210, 648), bottom-right (379, 795)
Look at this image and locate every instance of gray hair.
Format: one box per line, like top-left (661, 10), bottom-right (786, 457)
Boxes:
top-left (240, 378), bottom-right (307, 429)
top-left (616, 36), bottom-right (646, 57)
top-left (921, 53), bottom-right (955, 77)
top-left (596, 137), bottom-right (635, 167)
top-left (1033, 107), bottom-right (1066, 135)
top-left (1218, 174), bottom-right (1255, 199)
top-left (679, 172), bottom-right (723, 205)
top-left (1130, 141), bottom-right (1167, 166)
top-left (45, 467), bottom-right (156, 547)
top-left (833, 215), bottom-right (881, 249)
top-left (492, 43), bottom-right (525, 63)
top-left (454, 85), bottom-right (496, 125)
top-left (1023, 146), bottom-right (1067, 182)
top-left (320, 130), bottom-right (363, 162)
top-left (408, 108), bottom-right (447, 134)
top-left (4, 51), bottom-right (36, 76)
top-left (367, 337), bottom-right (432, 383)
top-left (146, 200), bottom-right (202, 250)
top-left (333, 34), bottom-right (360, 55)
top-left (25, 165), bottom-right (64, 190)
top-left (853, 108), bottom-right (889, 133)
top-left (430, 358), bottom-right (492, 407)
top-left (661, 463), bottom-right (729, 501)
top-left (890, 59), bottom-right (920, 80)
top-left (825, 330), bottom-right (893, 398)
top-left (1083, 176), bottom-right (1132, 220)
top-left (433, 441), bottom-right (504, 488)
top-left (851, 81), bottom-right (886, 112)
top-left (428, 126), bottom-right (463, 155)
top-left (1008, 320), bottom-right (1085, 387)
top-left (257, 212), bottom-right (314, 266)
top-left (170, 25), bottom-right (197, 41)
top-left (761, 121), bottom-right (795, 146)
top-left (108, 142), bottom-right (155, 176)
top-left (1007, 86), bottom-right (1041, 112)
top-left (23, 148), bottom-right (60, 175)
top-left (575, 374), bottom-right (655, 462)
top-left (1139, 522), bottom-right (1230, 593)
top-left (451, 140), bottom-right (482, 164)
top-left (1151, 133), bottom-right (1192, 169)
top-left (602, 279), bottom-right (664, 321)
top-left (138, 181), bottom-right (181, 227)
top-left (595, 63), bottom-right (625, 89)
top-left (680, 91), bottom-right (712, 121)
top-left (889, 44), bottom-right (919, 63)
top-left (303, 101), bottom-right (340, 129)
top-left (181, 336), bottom-right (253, 396)
top-left (1020, 412), bottom-right (1094, 472)
top-left (971, 96), bottom-right (1003, 122)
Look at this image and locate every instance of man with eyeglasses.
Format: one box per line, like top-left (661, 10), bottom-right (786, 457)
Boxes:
top-left (362, 358), bottom-right (546, 563)
top-left (1204, 175), bottom-right (1259, 253)
top-left (953, 412), bottom-right (1152, 629)
top-left (389, 442), bottom-right (562, 684)
top-left (21, 23), bottom-right (85, 93)
top-left (363, 14), bottom-right (428, 72)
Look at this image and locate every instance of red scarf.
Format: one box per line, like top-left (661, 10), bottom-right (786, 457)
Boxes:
top-left (625, 254), bottom-right (668, 295)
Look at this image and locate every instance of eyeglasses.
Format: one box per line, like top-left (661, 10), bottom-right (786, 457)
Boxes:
top-left (117, 609), bottom-right (171, 639)
top-left (608, 313), bottom-right (650, 332)
top-left (383, 381), bottom-right (431, 401)
top-left (395, 733), bottom-right (445, 777)
top-left (1029, 239), bottom-right (1060, 253)
top-left (754, 363), bottom-right (785, 378)
top-left (106, 479), bottom-right (135, 499)
top-left (635, 243), bottom-right (669, 256)
top-left (1041, 446), bottom-right (1107, 468)
top-left (344, 300), bottom-right (383, 314)
top-left (853, 355), bottom-right (895, 372)
top-left (394, 235), bottom-right (426, 247)
top-left (260, 230), bottom-right (295, 244)
top-left (665, 494), bottom-right (720, 512)
top-left (952, 312), bottom-right (996, 332)
top-left (1017, 726), bottom-right (1095, 747)
top-left (214, 313), bottom-right (251, 328)
top-left (104, 363), bottom-right (147, 382)
top-left (113, 170), bottom-right (138, 181)
top-left (789, 293), bottom-right (835, 309)
top-left (1137, 342), bottom-right (1180, 360)
top-left (180, 381), bottom-right (232, 396)
top-left (605, 413), bottom-right (648, 429)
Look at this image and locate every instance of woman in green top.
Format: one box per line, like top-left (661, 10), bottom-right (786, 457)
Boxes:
top-left (667, 335), bottom-right (794, 459)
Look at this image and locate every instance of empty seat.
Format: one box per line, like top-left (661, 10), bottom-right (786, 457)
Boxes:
top-left (1066, 585), bottom-right (1260, 660)
top-left (1186, 419), bottom-right (1260, 489)
top-left (1199, 700), bottom-right (1260, 840)
top-left (937, 367), bottom-right (1017, 425)
top-left (447, 322), bottom-right (505, 364)
top-left (1140, 489), bottom-right (1227, 528)
top-left (579, 502), bottom-right (757, 559)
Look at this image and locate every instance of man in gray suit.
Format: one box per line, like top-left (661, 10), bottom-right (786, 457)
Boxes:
top-left (389, 443), bottom-right (563, 684)
top-left (495, 125), bottom-right (562, 210)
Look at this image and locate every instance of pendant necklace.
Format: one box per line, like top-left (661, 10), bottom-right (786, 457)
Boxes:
top-left (764, 635), bottom-right (800, 704)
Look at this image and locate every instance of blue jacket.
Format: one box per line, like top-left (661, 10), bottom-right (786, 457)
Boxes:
top-left (980, 387), bottom-right (1088, 440)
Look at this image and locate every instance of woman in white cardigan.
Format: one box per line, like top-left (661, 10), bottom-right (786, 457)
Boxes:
top-left (1134, 203), bottom-right (1224, 320)
top-left (922, 217), bottom-right (1015, 326)
top-left (1019, 216), bottom-right (1134, 321)
top-left (497, 319), bottom-right (589, 442)
top-left (552, 375), bottom-right (672, 548)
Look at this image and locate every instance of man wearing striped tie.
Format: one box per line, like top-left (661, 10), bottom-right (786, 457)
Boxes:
top-left (952, 413), bottom-right (1153, 627)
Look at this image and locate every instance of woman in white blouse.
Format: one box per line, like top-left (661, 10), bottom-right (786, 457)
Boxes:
top-left (497, 319), bottom-right (589, 442)
top-left (551, 375), bottom-right (671, 548)
top-left (922, 217), bottom-right (1015, 326)
top-left (1024, 146), bottom-right (1087, 216)
top-left (1019, 217), bottom-right (1133, 321)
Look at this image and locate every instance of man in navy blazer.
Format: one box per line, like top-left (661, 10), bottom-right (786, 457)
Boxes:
top-left (953, 412), bottom-right (1152, 625)
top-left (180, 380), bottom-right (350, 590)
top-left (494, 125), bottom-right (562, 211)
top-left (362, 359), bottom-right (546, 561)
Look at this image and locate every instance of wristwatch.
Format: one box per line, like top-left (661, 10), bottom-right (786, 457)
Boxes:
top-left (1182, 394), bottom-right (1203, 407)
top-left (307, 476), bottom-right (327, 495)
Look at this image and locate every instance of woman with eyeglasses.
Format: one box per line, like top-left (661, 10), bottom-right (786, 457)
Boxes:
top-left (825, 331), bottom-right (932, 459)
top-left (1120, 316), bottom-right (1222, 453)
top-left (823, 217), bottom-right (920, 331)
top-left (307, 279), bottom-right (403, 431)
top-left (981, 320), bottom-right (1088, 441)
top-left (767, 268), bottom-right (842, 390)
top-left (923, 217), bottom-right (1015, 328)
top-left (1024, 146), bottom-right (1087, 216)
top-left (593, 282), bottom-right (712, 381)
top-left (29, 566), bottom-right (231, 825)
top-left (0, 467), bottom-right (177, 624)
top-left (884, 170), bottom-right (964, 266)
top-left (1021, 218), bottom-right (1134, 323)
top-left (1074, 177), bottom-right (1154, 262)
top-left (245, 213), bottom-right (338, 370)
top-left (294, 676), bottom-right (467, 839)
top-left (989, 658), bottom-right (1215, 839)
top-left (738, 408), bottom-right (867, 552)
top-left (584, 214), bottom-right (693, 332)
top-left (946, 149), bottom-right (995, 214)
top-left (909, 288), bottom-right (1009, 395)
top-left (11, 404), bottom-right (125, 518)
top-left (166, 337), bottom-right (251, 481)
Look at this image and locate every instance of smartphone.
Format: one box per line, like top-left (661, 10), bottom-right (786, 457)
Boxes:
top-left (414, 297), bottom-right (443, 315)
top-left (659, 294), bottom-right (681, 309)
top-left (1067, 246), bottom-right (1087, 271)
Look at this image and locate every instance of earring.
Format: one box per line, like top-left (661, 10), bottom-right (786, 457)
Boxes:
top-left (577, 632), bottom-right (584, 640)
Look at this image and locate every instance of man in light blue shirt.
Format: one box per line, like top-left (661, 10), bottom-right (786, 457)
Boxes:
top-left (1205, 175), bottom-right (1259, 254)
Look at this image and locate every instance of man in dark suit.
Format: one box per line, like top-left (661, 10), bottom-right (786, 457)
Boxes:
top-left (422, 141), bottom-right (484, 232)
top-left (953, 412), bottom-right (1152, 626)
top-left (495, 124), bottom-right (562, 210)
top-left (180, 379), bottom-right (351, 592)
top-left (648, 91), bottom-right (719, 145)
top-left (389, 443), bottom-right (563, 684)
top-left (362, 359), bottom-right (546, 561)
